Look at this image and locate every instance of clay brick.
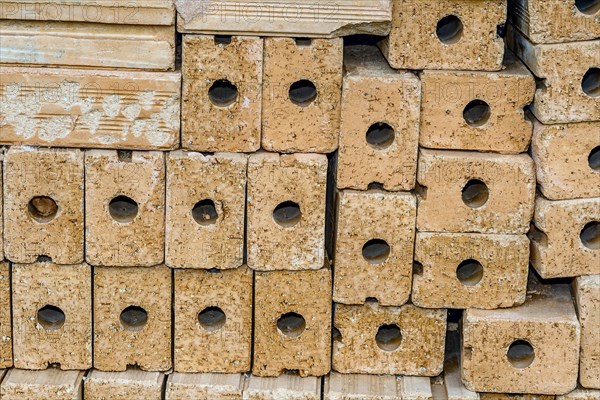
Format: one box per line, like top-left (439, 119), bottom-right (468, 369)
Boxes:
top-left (531, 119), bottom-right (600, 200)
top-left (398, 377), bottom-right (433, 400)
top-left (253, 268), bottom-right (332, 377)
top-left (479, 394), bottom-right (554, 400)
top-left (12, 262), bottom-right (91, 370)
top-left (529, 196), bottom-right (600, 279)
top-left (247, 153), bottom-right (327, 271)
top-left (412, 232), bottom-right (529, 309)
top-left (419, 53), bottom-right (535, 154)
top-left (0, 67), bottom-right (181, 149)
top-left (462, 280), bottom-right (580, 395)
top-left (165, 373), bottom-right (245, 400)
top-left (85, 150), bottom-right (165, 267)
top-left (337, 45), bottom-right (420, 191)
top-left (174, 266), bottom-right (253, 373)
top-left (334, 190), bottom-right (416, 306)
top-left (93, 266), bottom-right (171, 372)
top-left (0, 368), bottom-right (84, 400)
top-left (244, 375), bottom-right (321, 400)
top-left (324, 372), bottom-right (399, 400)
top-left (166, 151), bottom-right (246, 269)
top-left (380, 0), bottom-right (505, 71)
top-left (84, 368), bottom-right (165, 400)
top-left (557, 387), bottom-right (600, 399)
top-left (0, 262), bottom-right (11, 368)
top-left (3, 147), bottom-right (83, 264)
top-left (416, 149), bottom-right (536, 234)
top-left (574, 275), bottom-right (600, 389)
top-left (332, 302), bottom-right (446, 375)
top-left (262, 38), bottom-right (343, 153)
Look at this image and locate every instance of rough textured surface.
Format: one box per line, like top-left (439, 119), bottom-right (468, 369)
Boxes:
top-left (244, 375), bottom-right (321, 400)
top-left (182, 35), bottom-right (262, 152)
top-left (530, 196), bottom-right (600, 278)
top-left (174, 266), bottom-right (253, 373)
top-left (574, 275), bottom-right (600, 390)
top-left (253, 268), bottom-right (332, 377)
top-left (333, 302), bottom-right (446, 375)
top-left (84, 368), bottom-right (164, 400)
top-left (93, 266), bottom-right (171, 372)
top-left (324, 372), bottom-right (399, 399)
top-left (262, 38), bottom-right (343, 153)
top-left (417, 149), bottom-right (536, 234)
top-left (12, 262), bottom-right (91, 370)
top-left (334, 190), bottom-right (416, 306)
top-left (0, 368), bottom-right (84, 400)
top-left (0, 159), bottom-right (2, 261)
top-left (338, 45), bottom-right (420, 191)
top-left (479, 394), bottom-right (554, 400)
top-left (0, 262), bottom-right (11, 368)
top-left (166, 151), bottom-right (247, 269)
top-left (166, 373), bottom-right (246, 400)
top-left (557, 387), bottom-right (600, 399)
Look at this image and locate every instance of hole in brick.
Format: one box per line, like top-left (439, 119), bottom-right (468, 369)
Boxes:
top-left (461, 179), bottom-right (489, 208)
top-left (273, 201), bottom-right (302, 227)
top-left (576, 0), bottom-right (600, 15)
top-left (109, 195), bottom-right (138, 223)
top-left (580, 221), bottom-right (600, 250)
top-left (366, 122), bottom-right (395, 149)
top-left (207, 268), bottom-right (221, 274)
top-left (28, 196), bottom-right (58, 223)
top-left (277, 312), bottom-right (306, 338)
top-left (192, 199), bottom-right (218, 226)
top-left (582, 68), bottom-right (600, 97)
top-left (36, 255), bottom-right (52, 262)
top-left (295, 38), bottom-right (312, 46)
top-left (117, 150), bottom-right (132, 162)
top-left (413, 261), bottom-right (424, 276)
top-left (214, 35), bottom-right (232, 45)
top-left (528, 224), bottom-right (548, 247)
top-left (507, 340), bottom-right (535, 368)
top-left (208, 79), bottom-right (238, 107)
top-left (456, 259), bottom-right (484, 286)
top-left (289, 80), bottom-right (317, 106)
top-left (362, 239), bottom-right (391, 264)
top-left (198, 306), bottom-right (226, 332)
top-left (463, 100), bottom-right (491, 127)
top-left (436, 15), bottom-right (463, 44)
top-left (368, 182), bottom-right (384, 190)
top-left (365, 297), bottom-right (378, 304)
top-left (37, 305), bottom-right (65, 331)
top-left (332, 326), bottom-right (342, 342)
top-left (376, 324), bottom-right (402, 351)
top-left (120, 306), bottom-right (148, 332)
top-left (589, 146), bottom-right (600, 171)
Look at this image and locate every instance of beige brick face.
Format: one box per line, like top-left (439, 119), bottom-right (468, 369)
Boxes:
top-left (575, 275), bottom-right (600, 390)
top-left (0, 369), bottom-right (84, 400)
top-left (84, 369), bottom-right (164, 400)
top-left (0, 261), bottom-right (11, 368)
top-left (166, 373), bottom-right (246, 400)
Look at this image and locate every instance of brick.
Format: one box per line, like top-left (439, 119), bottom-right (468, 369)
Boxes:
top-left (3, 147), bottom-right (84, 264)
top-left (0, 262), bottom-right (11, 368)
top-left (419, 53), bottom-right (535, 154)
top-left (334, 190), bottom-right (416, 306)
top-left (412, 232), bottom-right (529, 309)
top-left (0, 159), bottom-right (3, 261)
top-left (244, 375), bottom-right (321, 400)
top-left (174, 266), bottom-right (253, 373)
top-left (380, 0), bottom-right (505, 71)
top-left (416, 149), bottom-right (536, 234)
top-left (166, 151), bottom-right (246, 269)
top-left (12, 262), bottom-right (91, 370)
top-left (0, 368), bottom-right (84, 400)
top-left (529, 196), bottom-right (600, 279)
top-left (85, 150), bottom-right (165, 267)
top-left (574, 275), bottom-right (600, 389)
top-left (398, 377), bottom-right (433, 400)
top-left (247, 153), bottom-right (327, 271)
top-left (337, 45), bottom-right (420, 191)
top-left (262, 38), bottom-right (342, 153)
top-left (557, 387), bottom-right (600, 399)
top-left (479, 394), bottom-right (554, 400)
top-left (181, 35), bottom-right (262, 152)
top-left (93, 266), bottom-right (171, 372)
top-left (324, 372), bottom-right (399, 400)
top-left (84, 368), bottom-right (164, 400)
top-left (253, 268), bottom-right (332, 377)
top-left (531, 119), bottom-right (600, 200)
top-left (165, 373), bottom-right (245, 400)
top-left (0, 67), bottom-right (181, 149)
top-left (332, 302), bottom-right (446, 375)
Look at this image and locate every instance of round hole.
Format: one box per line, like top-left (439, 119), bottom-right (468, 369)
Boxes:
top-left (580, 221), bottom-right (600, 250)
top-left (119, 306), bottom-right (148, 332)
top-left (192, 199), bottom-right (218, 226)
top-left (366, 122), bottom-right (395, 149)
top-left (456, 259), bottom-right (484, 286)
top-left (289, 80), bottom-right (317, 106)
top-left (332, 326), bottom-right (342, 342)
top-left (362, 239), bottom-right (391, 264)
top-left (109, 196), bottom-right (138, 223)
top-left (507, 340), bottom-right (535, 368)
top-left (37, 305), bottom-right (65, 331)
top-left (28, 196), bottom-right (58, 223)
top-left (461, 179), bottom-right (489, 208)
top-left (436, 15), bottom-right (464, 44)
top-left (463, 100), bottom-right (491, 127)
top-left (376, 324), bottom-right (402, 352)
top-left (273, 201), bottom-right (302, 227)
top-left (277, 312), bottom-right (306, 338)
top-left (582, 68), bottom-right (600, 97)
top-left (589, 146), bottom-right (600, 171)
top-left (198, 306), bottom-right (226, 332)
top-left (208, 79), bottom-right (238, 107)
top-left (576, 0), bottom-right (600, 15)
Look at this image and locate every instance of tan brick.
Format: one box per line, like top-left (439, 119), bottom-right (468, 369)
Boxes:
top-left (84, 368), bottom-right (164, 400)
top-left (93, 266), bottom-right (171, 372)
top-left (530, 196), bottom-right (600, 279)
top-left (337, 45), bottom-right (420, 191)
top-left (324, 372), bottom-right (399, 400)
top-left (0, 159), bottom-right (3, 261)
top-left (398, 377), bottom-right (433, 400)
top-left (412, 232), bottom-right (529, 309)
top-left (419, 53), bottom-right (535, 154)
top-left (262, 38), bottom-right (342, 153)
top-left (3, 147), bottom-right (83, 264)
top-left (244, 375), bottom-right (321, 400)
top-left (12, 262), bottom-right (91, 370)
top-left (479, 394), bottom-right (554, 400)
top-left (253, 268), bottom-right (332, 377)
top-left (334, 190), bottom-right (416, 306)
top-left (0, 368), bottom-right (84, 400)
top-left (574, 275), bottom-right (600, 390)
top-left (332, 302), bottom-right (446, 375)
top-left (531, 119), bottom-right (600, 200)
top-left (557, 387), bottom-right (600, 399)
top-left (0, 67), bottom-right (181, 149)
top-left (182, 35), bottom-right (262, 152)
top-left (380, 0), bottom-right (505, 71)
top-left (166, 151), bottom-right (246, 269)
top-left (85, 150), bottom-right (165, 267)
top-left (247, 153), bottom-right (327, 271)
top-left (416, 149), bottom-right (536, 234)
top-left (165, 373), bottom-right (245, 400)
top-left (174, 266), bottom-right (252, 373)
top-left (0, 262), bottom-right (11, 368)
